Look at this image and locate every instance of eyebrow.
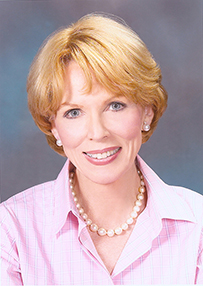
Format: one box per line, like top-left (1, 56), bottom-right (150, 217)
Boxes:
top-left (59, 94), bottom-right (125, 109)
top-left (58, 101), bottom-right (85, 111)
top-left (60, 102), bottom-right (79, 107)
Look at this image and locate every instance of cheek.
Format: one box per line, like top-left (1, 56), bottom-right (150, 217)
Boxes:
top-left (55, 121), bottom-right (87, 149)
top-left (111, 113), bottom-right (143, 141)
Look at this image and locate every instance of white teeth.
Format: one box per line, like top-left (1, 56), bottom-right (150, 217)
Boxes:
top-left (86, 147), bottom-right (120, 160)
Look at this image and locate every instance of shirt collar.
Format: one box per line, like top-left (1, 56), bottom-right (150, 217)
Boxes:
top-left (53, 156), bottom-right (197, 235)
top-left (136, 155), bottom-right (197, 224)
top-left (53, 159), bottom-right (76, 235)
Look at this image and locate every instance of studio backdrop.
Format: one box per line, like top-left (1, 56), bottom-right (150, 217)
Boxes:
top-left (0, 0), bottom-right (202, 202)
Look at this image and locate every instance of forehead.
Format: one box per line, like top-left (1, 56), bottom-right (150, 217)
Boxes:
top-left (64, 61), bottom-right (86, 90)
top-left (62, 61), bottom-right (114, 101)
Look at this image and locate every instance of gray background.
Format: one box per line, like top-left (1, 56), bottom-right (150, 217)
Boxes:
top-left (0, 0), bottom-right (203, 202)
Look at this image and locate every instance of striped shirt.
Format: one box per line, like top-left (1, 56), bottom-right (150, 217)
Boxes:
top-left (1, 156), bottom-right (203, 285)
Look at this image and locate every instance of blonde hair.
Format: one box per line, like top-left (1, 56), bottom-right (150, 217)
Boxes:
top-left (27, 13), bottom-right (168, 156)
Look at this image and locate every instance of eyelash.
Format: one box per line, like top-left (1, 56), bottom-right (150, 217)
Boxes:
top-left (63, 101), bottom-right (126, 119)
top-left (108, 101), bottom-right (126, 111)
top-left (63, 109), bottom-right (81, 119)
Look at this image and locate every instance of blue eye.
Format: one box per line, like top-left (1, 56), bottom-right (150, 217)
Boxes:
top-left (64, 109), bottom-right (81, 119)
top-left (109, 102), bottom-right (126, 111)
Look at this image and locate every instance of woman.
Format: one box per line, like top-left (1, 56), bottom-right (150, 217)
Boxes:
top-left (1, 13), bottom-right (203, 285)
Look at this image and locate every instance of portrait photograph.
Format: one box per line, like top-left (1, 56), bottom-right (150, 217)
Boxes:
top-left (0, 0), bottom-right (203, 284)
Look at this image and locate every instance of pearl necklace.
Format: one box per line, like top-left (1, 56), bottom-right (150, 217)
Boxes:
top-left (69, 168), bottom-right (146, 237)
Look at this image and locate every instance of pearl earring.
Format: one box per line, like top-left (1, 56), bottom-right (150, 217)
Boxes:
top-left (56, 139), bottom-right (62, 147)
top-left (143, 122), bottom-right (150, 132)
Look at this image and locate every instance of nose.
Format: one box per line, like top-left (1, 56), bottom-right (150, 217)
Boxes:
top-left (87, 113), bottom-right (109, 141)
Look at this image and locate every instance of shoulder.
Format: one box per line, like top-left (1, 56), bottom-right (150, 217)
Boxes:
top-left (0, 159), bottom-right (70, 231)
top-left (172, 184), bottom-right (203, 201)
top-left (0, 180), bottom-right (57, 250)
top-left (0, 180), bottom-right (55, 222)
top-left (1, 159), bottom-right (70, 215)
top-left (137, 156), bottom-right (203, 223)
top-left (1, 180), bottom-right (55, 205)
top-left (170, 185), bottom-right (203, 219)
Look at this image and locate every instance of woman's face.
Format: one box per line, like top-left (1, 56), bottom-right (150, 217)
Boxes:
top-left (51, 61), bottom-right (153, 185)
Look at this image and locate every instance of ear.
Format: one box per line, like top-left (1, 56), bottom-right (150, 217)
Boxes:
top-left (142, 106), bottom-right (154, 129)
top-left (50, 120), bottom-right (61, 142)
top-left (144, 106), bottom-right (154, 123)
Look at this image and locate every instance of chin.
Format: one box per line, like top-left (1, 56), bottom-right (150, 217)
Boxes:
top-left (83, 168), bottom-right (126, 186)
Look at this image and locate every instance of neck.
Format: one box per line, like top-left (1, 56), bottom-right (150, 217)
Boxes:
top-left (73, 164), bottom-right (143, 229)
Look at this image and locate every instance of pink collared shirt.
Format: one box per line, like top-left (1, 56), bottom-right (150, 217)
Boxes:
top-left (1, 156), bottom-right (203, 285)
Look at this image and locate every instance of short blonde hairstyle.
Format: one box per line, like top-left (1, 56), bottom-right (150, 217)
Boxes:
top-left (27, 13), bottom-right (168, 156)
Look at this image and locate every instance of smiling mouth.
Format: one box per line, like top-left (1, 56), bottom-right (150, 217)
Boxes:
top-left (84, 147), bottom-right (121, 160)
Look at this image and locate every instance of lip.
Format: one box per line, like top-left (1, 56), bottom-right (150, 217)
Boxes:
top-left (83, 147), bottom-right (121, 166)
top-left (84, 146), bottom-right (120, 155)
